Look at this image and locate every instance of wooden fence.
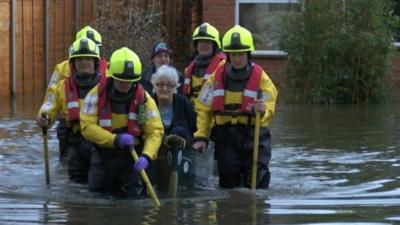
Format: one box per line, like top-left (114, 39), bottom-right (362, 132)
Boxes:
top-left (0, 0), bottom-right (201, 116)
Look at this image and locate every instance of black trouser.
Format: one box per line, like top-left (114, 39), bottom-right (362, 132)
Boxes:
top-left (66, 131), bottom-right (94, 184)
top-left (88, 147), bottom-right (146, 197)
top-left (211, 124), bottom-right (271, 189)
top-left (56, 118), bottom-right (69, 162)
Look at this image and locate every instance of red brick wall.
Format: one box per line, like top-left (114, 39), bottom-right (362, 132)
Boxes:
top-left (202, 0), bottom-right (287, 90)
top-left (391, 55), bottom-right (400, 88)
top-left (202, 0), bottom-right (235, 34)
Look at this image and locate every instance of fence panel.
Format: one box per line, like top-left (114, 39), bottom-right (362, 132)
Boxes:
top-left (0, 0), bottom-right (202, 103)
top-left (0, 0), bottom-right (10, 97)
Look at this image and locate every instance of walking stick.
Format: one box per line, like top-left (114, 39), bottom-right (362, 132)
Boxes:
top-left (130, 148), bottom-right (161, 207)
top-left (168, 143), bottom-right (179, 198)
top-left (41, 123), bottom-right (51, 186)
top-left (251, 91), bottom-right (262, 190)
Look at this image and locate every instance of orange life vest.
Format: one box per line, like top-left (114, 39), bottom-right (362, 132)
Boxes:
top-left (212, 64), bottom-right (263, 113)
top-left (65, 72), bottom-right (106, 122)
top-left (97, 82), bottom-right (145, 136)
top-left (183, 52), bottom-right (226, 95)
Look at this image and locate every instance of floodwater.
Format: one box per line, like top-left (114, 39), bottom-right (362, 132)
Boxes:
top-left (0, 97), bottom-right (399, 225)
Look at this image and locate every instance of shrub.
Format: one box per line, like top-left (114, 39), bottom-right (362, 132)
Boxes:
top-left (280, 0), bottom-right (399, 104)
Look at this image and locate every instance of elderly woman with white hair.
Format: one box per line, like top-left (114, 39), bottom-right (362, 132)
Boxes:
top-left (151, 65), bottom-right (197, 194)
top-left (151, 64), bottom-right (197, 145)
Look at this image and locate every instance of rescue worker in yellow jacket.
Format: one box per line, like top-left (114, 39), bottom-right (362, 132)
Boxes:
top-left (42, 26), bottom-right (108, 162)
top-left (192, 25), bottom-right (278, 189)
top-left (47, 26), bottom-right (107, 88)
top-left (183, 22), bottom-right (226, 103)
top-left (36, 37), bottom-right (106, 184)
top-left (80, 47), bottom-right (164, 197)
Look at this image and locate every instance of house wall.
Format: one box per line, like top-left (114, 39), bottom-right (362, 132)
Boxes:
top-left (202, 0), bottom-right (400, 92)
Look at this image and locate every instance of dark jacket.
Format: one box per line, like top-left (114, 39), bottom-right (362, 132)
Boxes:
top-left (141, 63), bottom-right (184, 94)
top-left (152, 93), bottom-right (197, 143)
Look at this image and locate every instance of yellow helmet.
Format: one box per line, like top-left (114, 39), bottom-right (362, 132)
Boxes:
top-left (76, 26), bottom-right (102, 46)
top-left (222, 25), bottom-right (255, 53)
top-left (68, 38), bottom-right (100, 61)
top-left (108, 47), bottom-right (142, 82)
top-left (192, 22), bottom-right (221, 48)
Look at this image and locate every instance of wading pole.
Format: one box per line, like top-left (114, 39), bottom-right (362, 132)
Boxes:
top-left (130, 149), bottom-right (161, 207)
top-left (168, 143), bottom-right (179, 198)
top-left (41, 124), bottom-right (50, 186)
top-left (251, 91), bottom-right (262, 190)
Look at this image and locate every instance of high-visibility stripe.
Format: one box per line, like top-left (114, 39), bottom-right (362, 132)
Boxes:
top-left (243, 89), bottom-right (257, 99)
top-left (99, 119), bottom-right (112, 127)
top-left (67, 101), bottom-right (79, 109)
top-left (129, 112), bottom-right (137, 120)
top-left (213, 89), bottom-right (224, 97)
top-left (146, 111), bottom-right (157, 118)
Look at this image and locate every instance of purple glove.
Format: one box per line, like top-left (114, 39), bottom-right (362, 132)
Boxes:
top-left (134, 156), bottom-right (149, 172)
top-left (116, 133), bottom-right (134, 148)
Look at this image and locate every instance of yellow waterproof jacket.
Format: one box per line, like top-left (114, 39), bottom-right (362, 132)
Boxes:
top-left (37, 78), bottom-right (83, 132)
top-left (80, 84), bottom-right (164, 160)
top-left (47, 60), bottom-right (70, 88)
top-left (38, 60), bottom-right (77, 127)
top-left (194, 63), bottom-right (278, 138)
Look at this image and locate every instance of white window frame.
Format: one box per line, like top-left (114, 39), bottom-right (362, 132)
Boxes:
top-left (235, 0), bottom-right (298, 57)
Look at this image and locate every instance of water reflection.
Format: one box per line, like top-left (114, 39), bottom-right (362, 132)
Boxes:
top-left (0, 102), bottom-right (399, 224)
top-left (0, 199), bottom-right (67, 225)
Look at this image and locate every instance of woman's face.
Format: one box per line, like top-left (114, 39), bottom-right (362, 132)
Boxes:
top-left (74, 57), bottom-right (95, 75)
top-left (154, 76), bottom-right (176, 101)
top-left (229, 52), bottom-right (248, 69)
top-left (113, 79), bottom-right (133, 93)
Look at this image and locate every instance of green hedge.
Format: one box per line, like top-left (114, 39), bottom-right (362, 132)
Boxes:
top-left (279, 0), bottom-right (398, 104)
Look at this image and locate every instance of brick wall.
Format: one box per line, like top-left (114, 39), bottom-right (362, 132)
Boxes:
top-left (202, 0), bottom-right (234, 34)
top-left (391, 55), bottom-right (400, 87)
top-left (202, 0), bottom-right (288, 90)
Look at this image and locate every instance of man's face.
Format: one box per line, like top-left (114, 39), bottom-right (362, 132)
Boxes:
top-left (229, 52), bottom-right (248, 69)
top-left (74, 57), bottom-right (95, 75)
top-left (196, 40), bottom-right (214, 57)
top-left (153, 52), bottom-right (171, 69)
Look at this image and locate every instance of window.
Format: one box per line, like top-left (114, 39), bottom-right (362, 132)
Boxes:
top-left (235, 0), bottom-right (300, 56)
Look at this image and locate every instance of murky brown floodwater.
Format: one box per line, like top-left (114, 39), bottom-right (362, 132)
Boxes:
top-left (0, 95), bottom-right (399, 224)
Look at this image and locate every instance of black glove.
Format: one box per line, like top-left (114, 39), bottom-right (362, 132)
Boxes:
top-left (165, 134), bottom-right (186, 149)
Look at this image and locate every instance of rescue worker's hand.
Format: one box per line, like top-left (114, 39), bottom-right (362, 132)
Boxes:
top-left (254, 99), bottom-right (266, 114)
top-left (192, 141), bottom-right (207, 153)
top-left (165, 134), bottom-right (186, 149)
top-left (115, 133), bottom-right (134, 149)
top-left (134, 156), bottom-right (149, 171)
top-left (36, 114), bottom-right (49, 128)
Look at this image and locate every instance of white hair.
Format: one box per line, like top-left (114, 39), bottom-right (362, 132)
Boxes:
top-left (151, 65), bottom-right (180, 93)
